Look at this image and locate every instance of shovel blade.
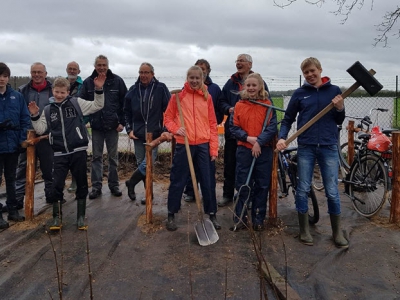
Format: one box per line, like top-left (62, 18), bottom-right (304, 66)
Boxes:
top-left (194, 218), bottom-right (219, 246)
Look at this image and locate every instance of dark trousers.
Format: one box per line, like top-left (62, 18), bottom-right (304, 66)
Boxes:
top-left (184, 162), bottom-right (217, 202)
top-left (0, 152), bottom-right (19, 210)
top-left (15, 139), bottom-right (53, 203)
top-left (50, 151), bottom-right (88, 203)
top-left (168, 143), bottom-right (217, 215)
top-left (234, 146), bottom-right (273, 225)
top-left (223, 138), bottom-right (237, 199)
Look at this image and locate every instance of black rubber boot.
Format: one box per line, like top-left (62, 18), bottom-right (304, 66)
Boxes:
top-left (209, 213), bottom-right (221, 230)
top-left (50, 201), bottom-right (62, 230)
top-left (7, 205), bottom-right (25, 222)
top-left (330, 214), bottom-right (349, 248)
top-left (77, 199), bottom-right (87, 230)
top-left (0, 212), bottom-right (9, 229)
top-left (298, 212), bottom-right (313, 246)
top-left (126, 169), bottom-right (145, 201)
top-left (166, 213), bottom-right (177, 231)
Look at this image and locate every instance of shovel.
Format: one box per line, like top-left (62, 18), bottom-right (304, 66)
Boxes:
top-left (174, 92), bottom-right (219, 246)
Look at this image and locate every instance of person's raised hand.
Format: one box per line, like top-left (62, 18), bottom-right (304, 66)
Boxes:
top-left (94, 73), bottom-right (106, 90)
top-left (28, 101), bottom-right (39, 116)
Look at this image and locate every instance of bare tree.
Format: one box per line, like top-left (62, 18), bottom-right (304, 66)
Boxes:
top-left (273, 0), bottom-right (400, 47)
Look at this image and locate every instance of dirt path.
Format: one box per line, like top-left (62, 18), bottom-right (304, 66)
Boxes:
top-left (0, 174), bottom-right (399, 299)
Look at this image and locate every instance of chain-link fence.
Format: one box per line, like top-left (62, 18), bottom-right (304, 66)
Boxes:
top-left (10, 75), bottom-right (399, 154)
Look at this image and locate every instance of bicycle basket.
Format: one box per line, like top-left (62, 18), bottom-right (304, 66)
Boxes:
top-left (367, 126), bottom-right (391, 153)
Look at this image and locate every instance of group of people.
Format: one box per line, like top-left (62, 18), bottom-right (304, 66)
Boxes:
top-left (0, 54), bottom-right (348, 248)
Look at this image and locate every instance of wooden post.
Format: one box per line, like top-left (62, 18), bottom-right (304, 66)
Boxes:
top-left (24, 130), bottom-right (36, 221)
top-left (347, 120), bottom-right (355, 166)
top-left (390, 131), bottom-right (400, 224)
top-left (145, 133), bottom-right (153, 224)
top-left (268, 136), bottom-right (278, 225)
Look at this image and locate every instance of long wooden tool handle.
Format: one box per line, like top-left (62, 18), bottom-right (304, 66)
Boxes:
top-left (283, 69), bottom-right (376, 147)
top-left (175, 93), bottom-right (203, 214)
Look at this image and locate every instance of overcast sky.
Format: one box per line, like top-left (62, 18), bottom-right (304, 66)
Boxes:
top-left (2, 0), bottom-right (398, 90)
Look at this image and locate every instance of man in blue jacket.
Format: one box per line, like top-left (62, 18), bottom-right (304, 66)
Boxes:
top-left (218, 54), bottom-right (269, 207)
top-left (15, 62), bottom-right (54, 209)
top-left (276, 57), bottom-right (348, 248)
top-left (124, 62), bottom-right (170, 204)
top-left (0, 62), bottom-right (31, 228)
top-left (80, 55), bottom-right (127, 199)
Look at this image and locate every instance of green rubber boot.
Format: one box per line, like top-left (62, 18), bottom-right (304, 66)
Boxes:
top-left (330, 214), bottom-right (349, 248)
top-left (68, 177), bottom-right (77, 193)
top-left (298, 212), bottom-right (313, 246)
top-left (50, 201), bottom-right (62, 231)
top-left (77, 199), bottom-right (87, 230)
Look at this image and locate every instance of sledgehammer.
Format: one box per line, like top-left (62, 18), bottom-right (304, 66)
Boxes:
top-left (279, 61), bottom-right (383, 148)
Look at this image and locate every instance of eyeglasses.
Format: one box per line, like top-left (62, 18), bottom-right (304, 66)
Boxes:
top-left (31, 71), bottom-right (44, 74)
top-left (139, 71), bottom-right (151, 75)
top-left (235, 59), bottom-right (248, 63)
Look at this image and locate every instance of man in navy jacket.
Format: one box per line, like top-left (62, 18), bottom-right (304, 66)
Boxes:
top-left (80, 55), bottom-right (127, 199)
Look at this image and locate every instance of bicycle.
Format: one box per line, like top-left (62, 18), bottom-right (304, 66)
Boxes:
top-left (343, 128), bottom-right (394, 217)
top-left (312, 107), bottom-right (389, 191)
top-left (278, 146), bottom-right (319, 224)
top-left (340, 108), bottom-right (389, 168)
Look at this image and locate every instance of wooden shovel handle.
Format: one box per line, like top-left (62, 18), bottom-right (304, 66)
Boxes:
top-left (175, 92), bottom-right (203, 215)
top-left (281, 69), bottom-right (376, 148)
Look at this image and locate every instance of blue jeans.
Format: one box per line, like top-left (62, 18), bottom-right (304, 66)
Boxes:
top-left (296, 144), bottom-right (341, 215)
top-left (133, 139), bottom-right (158, 176)
top-left (91, 129), bottom-right (119, 190)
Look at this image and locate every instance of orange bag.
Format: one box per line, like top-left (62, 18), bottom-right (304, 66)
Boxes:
top-left (367, 126), bottom-right (391, 152)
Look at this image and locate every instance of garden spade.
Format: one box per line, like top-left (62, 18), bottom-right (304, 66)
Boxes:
top-left (172, 90), bottom-right (219, 246)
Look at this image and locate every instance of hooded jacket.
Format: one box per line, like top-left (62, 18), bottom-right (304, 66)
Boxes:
top-left (218, 72), bottom-right (269, 139)
top-left (164, 82), bottom-right (218, 157)
top-left (79, 69), bottom-right (127, 131)
top-left (230, 98), bottom-right (277, 149)
top-left (0, 85), bottom-right (31, 154)
top-left (68, 75), bottom-right (83, 97)
top-left (278, 77), bottom-right (345, 146)
top-left (124, 77), bottom-right (170, 141)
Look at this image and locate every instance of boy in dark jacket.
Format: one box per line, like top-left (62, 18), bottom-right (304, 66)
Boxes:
top-left (28, 75), bottom-right (105, 230)
top-left (0, 63), bottom-right (31, 228)
top-left (276, 57), bottom-right (348, 248)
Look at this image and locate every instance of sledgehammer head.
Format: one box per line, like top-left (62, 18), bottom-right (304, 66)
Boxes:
top-left (347, 61), bottom-right (383, 96)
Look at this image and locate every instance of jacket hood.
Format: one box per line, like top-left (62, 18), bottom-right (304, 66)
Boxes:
top-left (302, 76), bottom-right (331, 89)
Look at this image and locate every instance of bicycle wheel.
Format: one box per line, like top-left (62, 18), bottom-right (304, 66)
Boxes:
top-left (340, 141), bottom-right (362, 170)
top-left (312, 163), bottom-right (324, 191)
top-left (348, 155), bottom-right (388, 217)
top-left (307, 187), bottom-right (319, 224)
